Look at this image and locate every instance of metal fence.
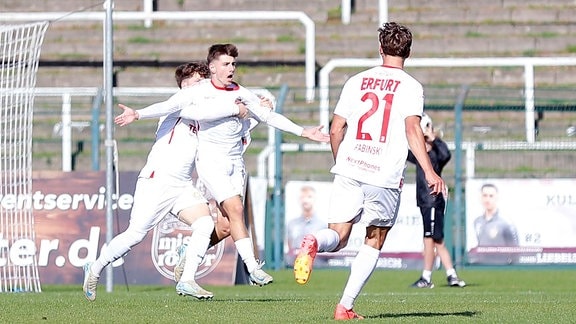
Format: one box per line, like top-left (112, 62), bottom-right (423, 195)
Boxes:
top-left (31, 85), bottom-right (576, 185)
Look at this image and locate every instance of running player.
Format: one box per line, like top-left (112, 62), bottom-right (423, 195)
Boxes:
top-left (292, 22), bottom-right (446, 320)
top-left (82, 61), bottom-right (245, 301)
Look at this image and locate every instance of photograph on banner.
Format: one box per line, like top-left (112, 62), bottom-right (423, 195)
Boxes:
top-left (284, 180), bottom-right (425, 269)
top-left (465, 178), bottom-right (576, 265)
top-left (5, 171), bottom-right (241, 285)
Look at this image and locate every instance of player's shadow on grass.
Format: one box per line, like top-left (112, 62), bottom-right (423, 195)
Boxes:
top-left (370, 311), bottom-right (478, 320)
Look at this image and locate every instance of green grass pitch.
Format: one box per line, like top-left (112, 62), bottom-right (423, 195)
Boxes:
top-left (1, 268), bottom-right (574, 323)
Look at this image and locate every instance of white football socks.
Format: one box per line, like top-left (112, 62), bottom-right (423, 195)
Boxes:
top-left (235, 237), bottom-right (258, 273)
top-left (315, 228), bottom-right (340, 252)
top-left (91, 230), bottom-right (143, 277)
top-left (422, 270), bottom-right (432, 282)
top-left (180, 215), bottom-right (214, 282)
top-left (339, 244), bottom-right (379, 309)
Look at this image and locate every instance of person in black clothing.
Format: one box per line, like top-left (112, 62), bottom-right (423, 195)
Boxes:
top-left (408, 113), bottom-right (465, 288)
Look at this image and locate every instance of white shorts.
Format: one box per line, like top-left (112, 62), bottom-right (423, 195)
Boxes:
top-left (195, 154), bottom-right (246, 204)
top-left (129, 177), bottom-right (207, 233)
top-left (327, 174), bottom-right (401, 227)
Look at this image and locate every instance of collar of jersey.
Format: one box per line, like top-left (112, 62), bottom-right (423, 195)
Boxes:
top-left (211, 80), bottom-right (240, 91)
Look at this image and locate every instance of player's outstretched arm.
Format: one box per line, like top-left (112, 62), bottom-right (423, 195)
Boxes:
top-left (237, 88), bottom-right (327, 143)
top-left (301, 125), bottom-right (330, 143)
top-left (114, 104), bottom-right (139, 126)
top-left (260, 110), bottom-right (330, 143)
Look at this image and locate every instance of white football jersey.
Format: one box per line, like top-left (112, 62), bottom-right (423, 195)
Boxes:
top-left (330, 65), bottom-right (424, 188)
top-left (139, 116), bottom-right (199, 184)
top-left (178, 80), bottom-right (303, 158)
top-left (137, 78), bottom-right (303, 160)
top-left (137, 79), bottom-right (241, 124)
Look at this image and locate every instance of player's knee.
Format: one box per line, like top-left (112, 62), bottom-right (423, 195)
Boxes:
top-left (216, 223), bottom-right (231, 237)
top-left (221, 200), bottom-right (244, 219)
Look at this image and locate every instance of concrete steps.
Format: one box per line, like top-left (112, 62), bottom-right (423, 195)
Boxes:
top-left (3, 0), bottom-right (575, 178)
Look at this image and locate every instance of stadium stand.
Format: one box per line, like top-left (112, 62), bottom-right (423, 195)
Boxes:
top-left (2, 0), bottom-right (576, 177)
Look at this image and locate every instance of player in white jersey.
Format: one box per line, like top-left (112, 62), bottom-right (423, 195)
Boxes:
top-left (82, 62), bottom-right (244, 301)
top-left (169, 64), bottom-right (274, 289)
top-left (192, 44), bottom-right (329, 286)
top-left (114, 44), bottom-right (329, 287)
top-left (293, 22), bottom-right (446, 320)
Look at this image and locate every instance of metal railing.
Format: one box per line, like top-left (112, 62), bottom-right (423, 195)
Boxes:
top-left (32, 86), bottom-right (576, 184)
top-left (319, 57), bottom-right (576, 143)
top-left (0, 10), bottom-right (316, 102)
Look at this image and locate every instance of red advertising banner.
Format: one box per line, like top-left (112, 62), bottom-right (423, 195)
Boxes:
top-left (1, 171), bottom-right (241, 286)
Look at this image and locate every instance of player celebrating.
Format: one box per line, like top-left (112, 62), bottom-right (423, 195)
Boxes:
top-left (172, 66), bottom-right (274, 288)
top-left (293, 22), bottom-right (446, 320)
top-left (83, 61), bottom-right (243, 301)
top-left (115, 43), bottom-right (329, 288)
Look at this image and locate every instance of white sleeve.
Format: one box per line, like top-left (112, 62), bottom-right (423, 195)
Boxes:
top-left (239, 88), bottom-right (303, 136)
top-left (263, 111), bottom-right (304, 136)
top-left (136, 90), bottom-right (187, 119)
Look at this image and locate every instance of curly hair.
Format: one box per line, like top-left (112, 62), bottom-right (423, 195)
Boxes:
top-left (174, 61), bottom-right (210, 88)
top-left (377, 22), bottom-right (412, 59)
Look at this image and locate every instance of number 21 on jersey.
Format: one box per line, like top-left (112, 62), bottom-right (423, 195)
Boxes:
top-left (356, 92), bottom-right (393, 143)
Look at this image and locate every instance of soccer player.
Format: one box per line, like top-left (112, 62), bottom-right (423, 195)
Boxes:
top-left (408, 112), bottom-right (465, 288)
top-left (172, 65), bottom-right (274, 287)
top-left (82, 61), bottom-right (245, 301)
top-left (292, 22), bottom-right (446, 320)
top-left (114, 43), bottom-right (330, 288)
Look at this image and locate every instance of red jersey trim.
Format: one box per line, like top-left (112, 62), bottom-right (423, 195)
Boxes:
top-left (168, 117), bottom-right (182, 144)
top-left (211, 80), bottom-right (240, 91)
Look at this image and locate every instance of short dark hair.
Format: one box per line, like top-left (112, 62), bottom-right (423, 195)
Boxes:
top-left (377, 22), bottom-right (412, 59)
top-left (207, 43), bottom-right (238, 64)
top-left (174, 61), bottom-right (210, 88)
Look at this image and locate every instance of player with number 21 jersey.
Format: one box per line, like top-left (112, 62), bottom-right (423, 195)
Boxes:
top-left (330, 66), bottom-right (424, 188)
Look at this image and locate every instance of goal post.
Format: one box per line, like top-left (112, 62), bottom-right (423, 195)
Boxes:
top-left (0, 21), bottom-right (49, 293)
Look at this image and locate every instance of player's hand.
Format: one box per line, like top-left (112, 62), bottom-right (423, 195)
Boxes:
top-left (115, 104), bottom-right (139, 126)
top-left (301, 125), bottom-right (330, 143)
top-left (426, 173), bottom-right (446, 197)
top-left (258, 95), bottom-right (274, 111)
top-left (235, 101), bottom-right (249, 119)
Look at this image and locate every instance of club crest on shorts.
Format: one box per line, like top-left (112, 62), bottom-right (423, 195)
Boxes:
top-left (151, 216), bottom-right (224, 280)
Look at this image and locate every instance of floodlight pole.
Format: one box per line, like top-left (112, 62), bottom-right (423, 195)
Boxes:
top-left (104, 0), bottom-right (115, 293)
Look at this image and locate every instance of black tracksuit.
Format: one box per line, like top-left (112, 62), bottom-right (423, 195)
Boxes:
top-left (407, 138), bottom-right (451, 240)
